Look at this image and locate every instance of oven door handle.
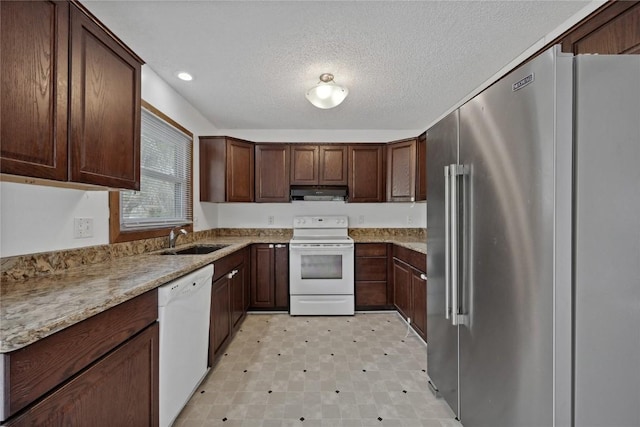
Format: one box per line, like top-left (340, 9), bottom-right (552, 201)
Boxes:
top-left (290, 245), bottom-right (354, 250)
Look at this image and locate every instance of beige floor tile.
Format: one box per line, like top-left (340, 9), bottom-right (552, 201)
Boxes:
top-left (174, 313), bottom-right (456, 426)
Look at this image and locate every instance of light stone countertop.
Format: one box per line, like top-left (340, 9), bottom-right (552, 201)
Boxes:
top-left (0, 235), bottom-right (425, 353)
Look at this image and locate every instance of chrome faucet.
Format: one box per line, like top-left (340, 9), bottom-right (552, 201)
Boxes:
top-left (169, 226), bottom-right (188, 249)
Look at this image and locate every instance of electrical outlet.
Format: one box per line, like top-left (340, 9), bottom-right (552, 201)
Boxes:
top-left (73, 218), bottom-right (93, 238)
top-left (268, 215), bottom-right (274, 225)
top-left (407, 215), bottom-right (414, 225)
top-left (358, 215), bottom-right (365, 225)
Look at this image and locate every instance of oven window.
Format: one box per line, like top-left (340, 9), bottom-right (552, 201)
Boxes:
top-left (301, 255), bottom-right (342, 279)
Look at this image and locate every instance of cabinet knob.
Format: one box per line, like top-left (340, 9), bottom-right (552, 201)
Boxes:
top-left (420, 273), bottom-right (427, 281)
top-left (269, 244), bottom-right (274, 248)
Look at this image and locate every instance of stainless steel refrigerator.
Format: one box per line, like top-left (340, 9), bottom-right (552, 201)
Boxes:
top-left (426, 46), bottom-right (640, 426)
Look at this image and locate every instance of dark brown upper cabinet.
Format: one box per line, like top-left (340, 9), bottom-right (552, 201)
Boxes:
top-left (290, 145), bottom-right (347, 186)
top-left (200, 136), bottom-right (254, 202)
top-left (348, 144), bottom-right (386, 203)
top-left (0, 1), bottom-right (69, 182)
top-left (0, 1), bottom-right (143, 190)
top-left (558, 1), bottom-right (640, 54)
top-left (290, 145), bottom-right (318, 185)
top-left (416, 133), bottom-right (427, 201)
top-left (255, 144), bottom-right (290, 202)
top-left (69, 4), bottom-right (141, 189)
top-left (318, 145), bottom-right (348, 185)
top-left (387, 138), bottom-right (418, 202)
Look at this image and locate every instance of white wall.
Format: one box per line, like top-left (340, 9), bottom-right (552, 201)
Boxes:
top-left (217, 201), bottom-right (426, 229)
top-left (0, 183), bottom-right (110, 256)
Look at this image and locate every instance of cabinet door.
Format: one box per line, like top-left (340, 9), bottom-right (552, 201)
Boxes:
top-left (319, 145), bottom-right (348, 185)
top-left (411, 268), bottom-right (427, 340)
top-left (255, 144), bottom-right (290, 202)
top-left (0, 1), bottom-right (69, 181)
top-left (6, 324), bottom-right (159, 427)
top-left (348, 145), bottom-right (385, 202)
top-left (69, 5), bottom-right (141, 190)
top-left (199, 136), bottom-right (226, 202)
top-left (290, 145), bottom-right (319, 185)
top-left (210, 276), bottom-right (231, 361)
top-left (230, 267), bottom-right (243, 328)
top-left (387, 139), bottom-right (417, 202)
top-left (250, 244), bottom-right (275, 308)
top-left (560, 1), bottom-right (640, 54)
top-left (393, 259), bottom-right (412, 320)
top-left (274, 244), bottom-right (289, 309)
top-left (226, 138), bottom-right (254, 202)
top-left (243, 248), bottom-right (251, 312)
top-left (416, 134), bottom-right (427, 201)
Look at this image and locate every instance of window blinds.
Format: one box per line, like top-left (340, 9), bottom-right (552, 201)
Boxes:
top-left (120, 107), bottom-right (192, 229)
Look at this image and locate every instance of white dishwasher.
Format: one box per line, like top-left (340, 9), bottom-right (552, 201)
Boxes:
top-left (158, 264), bottom-right (213, 427)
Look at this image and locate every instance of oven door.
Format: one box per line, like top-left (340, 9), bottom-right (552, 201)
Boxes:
top-left (289, 243), bottom-right (354, 295)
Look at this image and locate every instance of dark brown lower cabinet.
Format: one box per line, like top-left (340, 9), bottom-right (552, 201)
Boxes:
top-left (209, 248), bottom-right (249, 366)
top-left (393, 246), bottom-right (427, 342)
top-left (211, 274), bottom-right (231, 360)
top-left (1, 291), bottom-right (158, 424)
top-left (393, 259), bottom-right (412, 319)
top-left (250, 244), bottom-right (288, 310)
top-left (411, 269), bottom-right (427, 339)
top-left (355, 243), bottom-right (392, 309)
top-left (5, 323), bottom-right (159, 427)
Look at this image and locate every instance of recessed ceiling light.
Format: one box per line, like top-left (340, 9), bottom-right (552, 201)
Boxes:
top-left (177, 72), bottom-right (193, 81)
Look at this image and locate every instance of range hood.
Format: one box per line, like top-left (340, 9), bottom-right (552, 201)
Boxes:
top-left (290, 186), bottom-right (348, 201)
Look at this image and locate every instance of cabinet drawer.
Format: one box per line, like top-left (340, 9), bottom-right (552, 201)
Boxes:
top-left (355, 243), bottom-right (388, 257)
top-left (356, 258), bottom-right (387, 281)
top-left (3, 290), bottom-right (157, 417)
top-left (213, 248), bottom-right (246, 282)
top-left (393, 245), bottom-right (426, 272)
top-left (356, 281), bottom-right (388, 307)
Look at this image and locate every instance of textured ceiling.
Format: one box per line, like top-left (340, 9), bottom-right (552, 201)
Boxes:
top-left (83, 1), bottom-right (590, 131)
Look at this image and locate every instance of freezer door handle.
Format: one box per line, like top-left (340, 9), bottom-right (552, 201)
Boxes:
top-left (444, 165), bottom-right (451, 320)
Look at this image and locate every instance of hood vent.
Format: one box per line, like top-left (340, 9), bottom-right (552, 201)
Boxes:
top-left (290, 186), bottom-right (348, 201)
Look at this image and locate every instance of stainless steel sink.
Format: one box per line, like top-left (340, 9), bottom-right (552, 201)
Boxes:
top-left (161, 244), bottom-right (229, 255)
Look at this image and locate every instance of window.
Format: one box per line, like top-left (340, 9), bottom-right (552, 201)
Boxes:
top-left (109, 101), bottom-right (193, 243)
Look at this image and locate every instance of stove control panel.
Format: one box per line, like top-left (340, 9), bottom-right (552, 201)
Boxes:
top-left (293, 215), bottom-right (348, 228)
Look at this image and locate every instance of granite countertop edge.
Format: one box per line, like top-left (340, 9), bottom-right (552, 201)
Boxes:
top-left (0, 236), bottom-right (425, 353)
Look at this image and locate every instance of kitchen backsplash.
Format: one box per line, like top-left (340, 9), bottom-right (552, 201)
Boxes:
top-left (1, 227), bottom-right (425, 281)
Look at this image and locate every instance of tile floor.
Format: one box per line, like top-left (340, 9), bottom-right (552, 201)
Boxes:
top-left (174, 313), bottom-right (460, 427)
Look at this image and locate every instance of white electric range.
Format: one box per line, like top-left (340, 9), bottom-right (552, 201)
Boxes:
top-left (289, 215), bottom-right (355, 315)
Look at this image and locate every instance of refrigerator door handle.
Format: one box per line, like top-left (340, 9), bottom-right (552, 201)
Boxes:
top-left (444, 165), bottom-right (451, 320)
top-left (450, 164), bottom-right (459, 326)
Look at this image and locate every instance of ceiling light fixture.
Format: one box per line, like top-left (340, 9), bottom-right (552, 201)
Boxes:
top-left (177, 71), bottom-right (193, 81)
top-left (305, 73), bottom-right (348, 109)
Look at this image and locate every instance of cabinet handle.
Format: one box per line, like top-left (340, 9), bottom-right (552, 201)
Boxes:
top-left (269, 244), bottom-right (274, 248)
top-left (420, 273), bottom-right (427, 281)
top-left (275, 244), bottom-right (286, 248)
